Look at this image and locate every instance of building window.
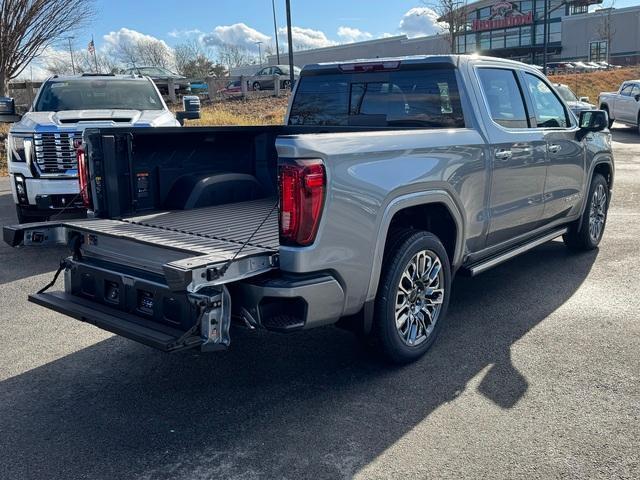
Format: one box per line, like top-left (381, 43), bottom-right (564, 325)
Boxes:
top-left (571, 4), bottom-right (588, 15)
top-left (479, 7), bottom-right (491, 19)
top-left (491, 29), bottom-right (506, 49)
top-left (521, 26), bottom-right (532, 46)
top-left (506, 28), bottom-right (520, 48)
top-left (520, 1), bottom-right (533, 13)
top-left (589, 40), bottom-right (608, 62)
top-left (480, 31), bottom-right (490, 50)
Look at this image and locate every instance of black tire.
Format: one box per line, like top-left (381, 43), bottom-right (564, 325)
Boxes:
top-left (563, 173), bottom-right (609, 251)
top-left (373, 229), bottom-right (451, 364)
top-left (601, 107), bottom-right (614, 128)
top-left (15, 205), bottom-right (48, 224)
top-left (282, 80), bottom-right (291, 90)
top-left (252, 82), bottom-right (261, 91)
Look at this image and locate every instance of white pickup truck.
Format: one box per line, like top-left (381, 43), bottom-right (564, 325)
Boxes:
top-left (598, 80), bottom-right (640, 133)
top-left (3, 74), bottom-right (199, 223)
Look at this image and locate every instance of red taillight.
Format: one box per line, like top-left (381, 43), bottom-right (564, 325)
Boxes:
top-left (279, 159), bottom-right (326, 246)
top-left (76, 147), bottom-right (92, 209)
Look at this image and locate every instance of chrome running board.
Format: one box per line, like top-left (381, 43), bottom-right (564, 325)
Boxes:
top-left (465, 227), bottom-right (568, 276)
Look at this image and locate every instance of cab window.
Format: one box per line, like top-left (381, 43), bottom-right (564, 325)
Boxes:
top-left (477, 68), bottom-right (529, 128)
top-left (523, 73), bottom-right (569, 128)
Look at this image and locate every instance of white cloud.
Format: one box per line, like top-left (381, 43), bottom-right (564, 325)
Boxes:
top-left (398, 7), bottom-right (445, 38)
top-left (168, 28), bottom-right (203, 39)
top-left (201, 23), bottom-right (271, 50)
top-left (337, 26), bottom-right (373, 43)
top-left (278, 26), bottom-right (336, 50)
top-left (103, 27), bottom-right (172, 53)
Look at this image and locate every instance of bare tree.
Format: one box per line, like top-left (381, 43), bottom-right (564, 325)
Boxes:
top-left (216, 43), bottom-right (255, 68)
top-left (174, 39), bottom-right (221, 76)
top-left (423, 0), bottom-right (468, 54)
top-left (44, 49), bottom-right (118, 75)
top-left (0, 0), bottom-right (94, 95)
top-left (110, 37), bottom-right (174, 69)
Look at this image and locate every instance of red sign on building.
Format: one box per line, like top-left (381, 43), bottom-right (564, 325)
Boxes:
top-left (472, 2), bottom-right (534, 32)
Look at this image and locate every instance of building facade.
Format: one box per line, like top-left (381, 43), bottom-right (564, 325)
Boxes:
top-left (454, 0), bottom-right (640, 65)
top-left (262, 1), bottom-right (640, 69)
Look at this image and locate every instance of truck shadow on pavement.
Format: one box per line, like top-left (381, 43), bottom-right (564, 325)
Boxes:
top-left (0, 241), bottom-right (597, 479)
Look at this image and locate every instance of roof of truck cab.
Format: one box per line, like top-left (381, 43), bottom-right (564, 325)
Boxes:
top-left (44, 74), bottom-right (150, 82)
top-left (302, 54), bottom-right (532, 73)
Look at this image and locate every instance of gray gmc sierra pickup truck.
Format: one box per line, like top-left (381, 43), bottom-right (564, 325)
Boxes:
top-left (4, 55), bottom-right (614, 364)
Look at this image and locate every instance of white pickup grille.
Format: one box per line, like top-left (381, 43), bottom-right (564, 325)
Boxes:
top-left (33, 132), bottom-right (79, 175)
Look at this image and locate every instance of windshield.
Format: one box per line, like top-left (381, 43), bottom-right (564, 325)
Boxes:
top-left (35, 79), bottom-right (164, 111)
top-left (555, 85), bottom-right (578, 103)
top-left (139, 67), bottom-right (176, 76)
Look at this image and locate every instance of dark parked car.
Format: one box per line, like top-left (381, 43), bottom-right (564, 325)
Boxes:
top-left (251, 65), bottom-right (300, 91)
top-left (123, 66), bottom-right (191, 95)
top-left (217, 80), bottom-right (243, 96)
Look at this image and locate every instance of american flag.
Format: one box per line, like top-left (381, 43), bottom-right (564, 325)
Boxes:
top-left (87, 39), bottom-right (95, 54)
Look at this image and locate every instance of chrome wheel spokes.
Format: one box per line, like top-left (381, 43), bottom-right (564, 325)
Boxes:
top-left (395, 250), bottom-right (445, 346)
top-left (588, 184), bottom-right (607, 243)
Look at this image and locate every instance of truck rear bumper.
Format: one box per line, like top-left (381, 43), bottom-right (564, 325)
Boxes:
top-left (236, 273), bottom-right (345, 331)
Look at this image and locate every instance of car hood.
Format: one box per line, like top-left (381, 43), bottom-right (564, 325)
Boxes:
top-left (566, 101), bottom-right (595, 112)
top-left (11, 109), bottom-right (180, 132)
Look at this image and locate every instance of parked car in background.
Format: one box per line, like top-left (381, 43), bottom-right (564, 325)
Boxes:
top-left (217, 79), bottom-right (243, 96)
top-left (572, 61), bottom-right (598, 72)
top-left (2, 74), bottom-right (199, 223)
top-left (599, 80), bottom-right (640, 132)
top-left (6, 56), bottom-right (613, 365)
top-left (251, 65), bottom-right (301, 91)
top-left (122, 66), bottom-right (191, 95)
top-left (546, 62), bottom-right (575, 74)
top-left (553, 83), bottom-right (595, 116)
top-left (586, 61), bottom-right (605, 70)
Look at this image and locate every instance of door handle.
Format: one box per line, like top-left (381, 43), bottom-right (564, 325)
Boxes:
top-left (548, 144), bottom-right (561, 154)
top-left (494, 149), bottom-right (513, 160)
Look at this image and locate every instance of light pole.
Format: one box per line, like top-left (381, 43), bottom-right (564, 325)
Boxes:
top-left (272, 0), bottom-right (281, 64)
top-left (66, 36), bottom-right (76, 74)
top-left (285, 0), bottom-right (295, 87)
top-left (255, 41), bottom-right (263, 66)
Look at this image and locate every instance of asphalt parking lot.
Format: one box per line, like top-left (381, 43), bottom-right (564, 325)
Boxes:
top-left (0, 126), bottom-right (638, 480)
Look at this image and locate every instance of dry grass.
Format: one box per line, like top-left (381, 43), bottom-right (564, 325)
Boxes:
top-left (549, 67), bottom-right (640, 104)
top-left (184, 95), bottom-right (289, 127)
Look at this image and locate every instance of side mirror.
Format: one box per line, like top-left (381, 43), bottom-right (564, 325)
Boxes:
top-left (0, 96), bottom-right (21, 123)
top-left (175, 95), bottom-right (201, 125)
top-left (579, 110), bottom-right (608, 132)
top-left (635, 94), bottom-right (640, 102)
top-left (579, 96), bottom-right (590, 103)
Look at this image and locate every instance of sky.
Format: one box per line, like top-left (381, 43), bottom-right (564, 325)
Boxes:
top-left (80, 0), bottom-right (431, 49)
top-left (29, 0), bottom-right (636, 78)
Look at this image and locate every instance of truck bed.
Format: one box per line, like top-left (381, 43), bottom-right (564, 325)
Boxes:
top-left (5, 198), bottom-right (280, 293)
top-left (65, 198), bottom-right (279, 256)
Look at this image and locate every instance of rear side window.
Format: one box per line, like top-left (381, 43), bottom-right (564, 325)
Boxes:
top-left (289, 68), bottom-right (465, 128)
top-left (477, 68), bottom-right (528, 128)
top-left (523, 73), bottom-right (569, 128)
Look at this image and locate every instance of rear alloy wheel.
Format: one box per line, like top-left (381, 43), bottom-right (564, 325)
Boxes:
top-left (564, 173), bottom-right (609, 250)
top-left (374, 230), bottom-right (451, 364)
top-left (252, 82), bottom-right (261, 91)
top-left (282, 80), bottom-right (292, 90)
